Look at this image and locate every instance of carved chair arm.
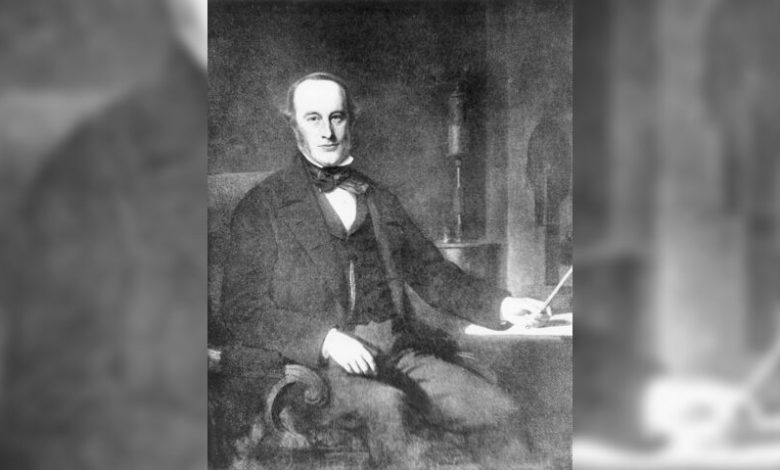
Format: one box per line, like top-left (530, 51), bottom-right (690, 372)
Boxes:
top-left (208, 347), bottom-right (329, 449)
top-left (264, 364), bottom-right (330, 448)
top-left (208, 346), bottom-right (494, 451)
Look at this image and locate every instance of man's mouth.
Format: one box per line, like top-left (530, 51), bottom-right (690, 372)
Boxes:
top-left (318, 144), bottom-right (339, 150)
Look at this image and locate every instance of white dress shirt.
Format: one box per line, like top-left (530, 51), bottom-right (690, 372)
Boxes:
top-left (305, 155), bottom-right (357, 231)
top-left (323, 188), bottom-right (357, 231)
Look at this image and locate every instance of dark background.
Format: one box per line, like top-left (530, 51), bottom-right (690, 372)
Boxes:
top-left (208, 0), bottom-right (573, 294)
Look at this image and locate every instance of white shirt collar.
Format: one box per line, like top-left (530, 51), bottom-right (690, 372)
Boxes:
top-left (302, 154), bottom-right (354, 169)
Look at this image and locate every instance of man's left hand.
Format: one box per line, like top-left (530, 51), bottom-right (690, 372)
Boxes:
top-left (499, 297), bottom-right (551, 328)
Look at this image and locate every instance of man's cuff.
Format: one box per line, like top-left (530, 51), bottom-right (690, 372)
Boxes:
top-left (320, 328), bottom-right (338, 360)
top-left (499, 296), bottom-right (513, 323)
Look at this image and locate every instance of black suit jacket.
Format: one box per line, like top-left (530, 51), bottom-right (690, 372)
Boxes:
top-left (219, 155), bottom-right (509, 370)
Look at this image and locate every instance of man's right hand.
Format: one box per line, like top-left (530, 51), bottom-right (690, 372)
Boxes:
top-left (321, 328), bottom-right (377, 376)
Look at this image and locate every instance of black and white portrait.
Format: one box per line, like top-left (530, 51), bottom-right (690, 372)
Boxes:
top-left (207, 1), bottom-right (572, 469)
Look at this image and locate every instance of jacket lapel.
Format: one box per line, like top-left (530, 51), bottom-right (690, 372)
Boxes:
top-left (274, 158), bottom-right (347, 312)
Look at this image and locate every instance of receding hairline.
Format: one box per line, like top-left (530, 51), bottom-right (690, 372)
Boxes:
top-left (292, 78), bottom-right (347, 107)
top-left (284, 72), bottom-right (355, 123)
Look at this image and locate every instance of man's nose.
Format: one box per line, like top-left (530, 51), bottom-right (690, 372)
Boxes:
top-left (319, 120), bottom-right (335, 140)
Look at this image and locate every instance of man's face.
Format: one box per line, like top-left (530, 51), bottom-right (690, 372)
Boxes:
top-left (292, 79), bottom-right (351, 167)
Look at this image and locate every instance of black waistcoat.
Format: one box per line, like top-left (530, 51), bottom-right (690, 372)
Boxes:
top-left (315, 192), bottom-right (397, 327)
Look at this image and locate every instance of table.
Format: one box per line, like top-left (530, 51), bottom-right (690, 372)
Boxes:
top-left (458, 316), bottom-right (572, 467)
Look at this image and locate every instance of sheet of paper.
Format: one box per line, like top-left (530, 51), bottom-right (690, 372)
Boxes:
top-left (465, 313), bottom-right (572, 336)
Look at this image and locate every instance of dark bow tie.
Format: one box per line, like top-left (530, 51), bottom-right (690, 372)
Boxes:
top-left (304, 159), bottom-right (369, 194)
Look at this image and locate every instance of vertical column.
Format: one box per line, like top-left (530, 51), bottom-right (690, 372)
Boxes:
top-left (503, 1), bottom-right (543, 293)
top-left (483, 1), bottom-right (509, 249)
top-left (503, 1), bottom-right (572, 295)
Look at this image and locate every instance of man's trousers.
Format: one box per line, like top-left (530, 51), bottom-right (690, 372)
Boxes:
top-left (324, 347), bottom-right (526, 467)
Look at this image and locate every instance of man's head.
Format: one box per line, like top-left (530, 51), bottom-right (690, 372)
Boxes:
top-left (285, 73), bottom-right (355, 168)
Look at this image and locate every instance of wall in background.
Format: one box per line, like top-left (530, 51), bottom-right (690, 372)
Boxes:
top-left (210, 1), bottom-right (488, 240)
top-left (209, 0), bottom-right (572, 291)
top-left (494, 0), bottom-right (572, 292)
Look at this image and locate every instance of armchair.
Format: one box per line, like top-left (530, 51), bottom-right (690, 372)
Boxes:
top-left (208, 172), bottom-right (366, 468)
top-left (207, 171), bottom-right (497, 469)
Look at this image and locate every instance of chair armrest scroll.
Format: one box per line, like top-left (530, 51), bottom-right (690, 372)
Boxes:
top-left (264, 364), bottom-right (330, 449)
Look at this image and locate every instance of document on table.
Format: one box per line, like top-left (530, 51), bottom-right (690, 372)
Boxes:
top-left (465, 313), bottom-right (573, 336)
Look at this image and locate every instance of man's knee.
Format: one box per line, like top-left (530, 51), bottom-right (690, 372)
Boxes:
top-left (328, 374), bottom-right (410, 429)
top-left (489, 387), bottom-right (520, 420)
top-left (481, 383), bottom-right (520, 423)
top-left (440, 379), bottom-right (520, 430)
top-left (367, 386), bottom-right (408, 423)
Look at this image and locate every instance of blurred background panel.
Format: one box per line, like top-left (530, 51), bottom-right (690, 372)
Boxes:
top-left (0, 0), bottom-right (173, 217)
top-left (0, 0), bottom-right (206, 468)
top-left (574, 0), bottom-right (780, 466)
top-left (0, 0), bottom-right (170, 88)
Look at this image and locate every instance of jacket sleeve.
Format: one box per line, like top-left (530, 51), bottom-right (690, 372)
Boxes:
top-left (385, 194), bottom-right (510, 329)
top-left (219, 191), bottom-right (333, 369)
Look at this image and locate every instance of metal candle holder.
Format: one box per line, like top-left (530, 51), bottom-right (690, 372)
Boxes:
top-left (448, 82), bottom-right (467, 242)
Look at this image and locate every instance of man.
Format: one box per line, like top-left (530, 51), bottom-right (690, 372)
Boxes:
top-left (220, 72), bottom-right (550, 467)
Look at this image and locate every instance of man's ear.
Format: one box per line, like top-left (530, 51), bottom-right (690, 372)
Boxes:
top-left (290, 122), bottom-right (306, 147)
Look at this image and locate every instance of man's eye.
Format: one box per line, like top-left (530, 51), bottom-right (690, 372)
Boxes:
top-left (306, 115), bottom-right (320, 123)
top-left (331, 115), bottom-right (345, 123)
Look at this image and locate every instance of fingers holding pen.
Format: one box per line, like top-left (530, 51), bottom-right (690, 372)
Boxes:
top-left (500, 297), bottom-right (552, 328)
top-left (529, 304), bottom-right (553, 328)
